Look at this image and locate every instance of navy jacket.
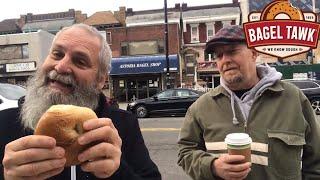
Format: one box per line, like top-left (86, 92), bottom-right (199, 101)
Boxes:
top-left (0, 93), bottom-right (161, 180)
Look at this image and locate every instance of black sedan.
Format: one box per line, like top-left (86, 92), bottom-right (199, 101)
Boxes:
top-left (284, 79), bottom-right (320, 114)
top-left (127, 88), bottom-right (204, 118)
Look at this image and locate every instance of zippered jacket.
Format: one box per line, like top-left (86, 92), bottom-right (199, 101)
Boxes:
top-left (178, 80), bottom-right (320, 180)
top-left (0, 93), bottom-right (161, 180)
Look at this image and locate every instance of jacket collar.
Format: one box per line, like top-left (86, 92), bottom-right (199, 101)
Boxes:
top-left (209, 80), bottom-right (284, 98)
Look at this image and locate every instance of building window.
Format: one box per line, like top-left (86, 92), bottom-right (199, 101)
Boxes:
top-left (204, 53), bottom-right (213, 62)
top-left (22, 44), bottom-right (29, 59)
top-left (0, 44), bottom-right (29, 60)
top-left (121, 40), bottom-right (164, 56)
top-left (222, 20), bottom-right (232, 28)
top-left (158, 40), bottom-right (165, 54)
top-left (106, 32), bottom-right (112, 45)
top-left (185, 54), bottom-right (195, 76)
top-left (206, 23), bottom-right (215, 42)
top-left (190, 24), bottom-right (199, 43)
top-left (129, 41), bottom-right (158, 55)
top-left (121, 42), bottom-right (128, 56)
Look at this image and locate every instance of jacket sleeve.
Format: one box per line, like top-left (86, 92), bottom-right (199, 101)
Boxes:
top-left (109, 112), bottom-right (161, 180)
top-left (300, 92), bottom-right (320, 179)
top-left (177, 104), bottom-right (217, 180)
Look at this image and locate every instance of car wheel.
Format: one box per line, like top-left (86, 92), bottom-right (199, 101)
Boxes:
top-left (311, 99), bottom-right (320, 115)
top-left (136, 105), bottom-right (148, 118)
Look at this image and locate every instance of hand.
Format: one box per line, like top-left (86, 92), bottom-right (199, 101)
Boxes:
top-left (2, 135), bottom-right (66, 180)
top-left (212, 154), bottom-right (251, 180)
top-left (77, 118), bottom-right (122, 178)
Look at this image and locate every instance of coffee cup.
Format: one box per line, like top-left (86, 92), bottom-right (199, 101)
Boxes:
top-left (225, 133), bottom-right (252, 163)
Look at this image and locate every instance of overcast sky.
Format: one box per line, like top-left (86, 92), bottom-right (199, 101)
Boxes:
top-left (0, 0), bottom-right (232, 21)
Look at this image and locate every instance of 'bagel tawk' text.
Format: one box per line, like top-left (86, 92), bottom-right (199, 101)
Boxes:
top-left (243, 0), bottom-right (320, 58)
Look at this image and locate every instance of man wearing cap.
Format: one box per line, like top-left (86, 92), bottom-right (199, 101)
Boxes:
top-left (177, 25), bottom-right (320, 180)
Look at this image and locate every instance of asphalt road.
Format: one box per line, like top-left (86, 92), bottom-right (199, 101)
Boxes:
top-left (139, 116), bottom-right (192, 180)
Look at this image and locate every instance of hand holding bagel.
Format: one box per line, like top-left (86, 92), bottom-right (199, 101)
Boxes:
top-left (34, 105), bottom-right (122, 178)
top-left (77, 117), bottom-right (122, 178)
top-left (3, 105), bottom-right (122, 179)
top-left (2, 135), bottom-right (66, 180)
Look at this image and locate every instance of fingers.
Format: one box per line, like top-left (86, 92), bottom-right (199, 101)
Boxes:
top-left (222, 154), bottom-right (246, 164)
top-left (5, 135), bottom-right (56, 152)
top-left (82, 118), bottom-right (115, 131)
top-left (14, 167), bottom-right (65, 180)
top-left (81, 158), bottom-right (118, 178)
top-left (78, 143), bottom-right (121, 162)
top-left (77, 118), bottom-right (122, 178)
top-left (3, 135), bottom-right (66, 179)
top-left (33, 167), bottom-right (65, 180)
top-left (213, 154), bottom-right (251, 180)
top-left (3, 147), bottom-right (65, 166)
top-left (228, 168), bottom-right (251, 179)
top-left (5, 158), bottom-right (66, 177)
top-left (78, 118), bottom-right (122, 148)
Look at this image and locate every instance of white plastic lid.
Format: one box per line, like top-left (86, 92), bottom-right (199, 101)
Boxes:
top-left (225, 133), bottom-right (252, 145)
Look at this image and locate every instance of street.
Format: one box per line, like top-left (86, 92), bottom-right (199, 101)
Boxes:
top-left (139, 117), bottom-right (192, 180)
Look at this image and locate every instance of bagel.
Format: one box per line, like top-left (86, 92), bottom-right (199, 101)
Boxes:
top-left (261, 0), bottom-right (304, 21)
top-left (34, 105), bottom-right (97, 167)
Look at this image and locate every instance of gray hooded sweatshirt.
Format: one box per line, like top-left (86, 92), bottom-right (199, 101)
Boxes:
top-left (220, 64), bottom-right (282, 125)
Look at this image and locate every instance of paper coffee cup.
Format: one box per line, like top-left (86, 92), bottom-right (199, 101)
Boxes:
top-left (225, 133), bottom-right (252, 162)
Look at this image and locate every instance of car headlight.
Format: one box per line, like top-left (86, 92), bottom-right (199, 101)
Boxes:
top-left (128, 102), bottom-right (137, 107)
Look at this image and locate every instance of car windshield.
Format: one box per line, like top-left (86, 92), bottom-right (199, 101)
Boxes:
top-left (0, 83), bottom-right (26, 100)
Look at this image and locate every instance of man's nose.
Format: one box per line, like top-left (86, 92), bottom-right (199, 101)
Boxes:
top-left (54, 56), bottom-right (72, 74)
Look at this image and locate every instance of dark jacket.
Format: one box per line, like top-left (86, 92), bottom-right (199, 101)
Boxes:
top-left (0, 93), bottom-right (161, 180)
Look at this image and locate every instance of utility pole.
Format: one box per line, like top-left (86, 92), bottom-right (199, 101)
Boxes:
top-left (164, 0), bottom-right (170, 89)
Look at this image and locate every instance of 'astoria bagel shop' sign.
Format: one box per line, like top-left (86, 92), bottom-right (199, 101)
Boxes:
top-left (243, 0), bottom-right (320, 58)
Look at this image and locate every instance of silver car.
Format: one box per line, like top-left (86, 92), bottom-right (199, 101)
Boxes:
top-left (0, 83), bottom-right (26, 111)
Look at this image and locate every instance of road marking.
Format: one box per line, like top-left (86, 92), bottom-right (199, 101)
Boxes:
top-left (141, 128), bottom-right (181, 132)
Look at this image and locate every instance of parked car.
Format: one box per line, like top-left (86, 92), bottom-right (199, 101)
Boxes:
top-left (284, 79), bottom-right (320, 114)
top-left (127, 88), bottom-right (204, 118)
top-left (0, 83), bottom-right (26, 111)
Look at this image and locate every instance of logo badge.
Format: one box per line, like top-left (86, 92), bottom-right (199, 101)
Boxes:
top-left (243, 0), bottom-right (320, 58)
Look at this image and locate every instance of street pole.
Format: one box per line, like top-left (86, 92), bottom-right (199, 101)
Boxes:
top-left (164, 0), bottom-right (170, 89)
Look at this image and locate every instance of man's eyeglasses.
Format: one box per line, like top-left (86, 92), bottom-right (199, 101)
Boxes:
top-left (211, 48), bottom-right (242, 60)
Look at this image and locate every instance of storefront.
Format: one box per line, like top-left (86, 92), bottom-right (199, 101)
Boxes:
top-left (197, 61), bottom-right (220, 88)
top-left (110, 55), bottom-right (179, 102)
top-left (0, 61), bottom-right (37, 86)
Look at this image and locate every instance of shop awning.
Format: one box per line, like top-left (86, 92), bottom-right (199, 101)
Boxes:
top-left (110, 55), bottom-right (179, 75)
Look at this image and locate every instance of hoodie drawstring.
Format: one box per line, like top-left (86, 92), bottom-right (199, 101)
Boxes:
top-left (71, 166), bottom-right (76, 180)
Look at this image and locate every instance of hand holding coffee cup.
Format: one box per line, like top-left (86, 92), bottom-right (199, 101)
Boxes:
top-left (225, 133), bottom-right (252, 163)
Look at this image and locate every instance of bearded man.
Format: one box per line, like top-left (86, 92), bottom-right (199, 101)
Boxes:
top-left (0, 24), bottom-right (161, 180)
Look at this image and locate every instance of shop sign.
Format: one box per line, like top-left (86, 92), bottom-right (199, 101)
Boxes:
top-left (244, 0), bottom-right (320, 58)
top-left (6, 62), bottom-right (36, 72)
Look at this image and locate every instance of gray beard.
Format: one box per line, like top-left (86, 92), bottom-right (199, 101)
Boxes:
top-left (21, 69), bottom-right (100, 130)
top-left (225, 75), bottom-right (243, 84)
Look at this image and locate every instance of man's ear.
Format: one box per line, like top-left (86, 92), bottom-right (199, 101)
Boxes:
top-left (97, 74), bottom-right (106, 90)
top-left (251, 49), bottom-right (258, 60)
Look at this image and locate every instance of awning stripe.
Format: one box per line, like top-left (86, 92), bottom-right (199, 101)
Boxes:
top-left (205, 142), bottom-right (268, 153)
